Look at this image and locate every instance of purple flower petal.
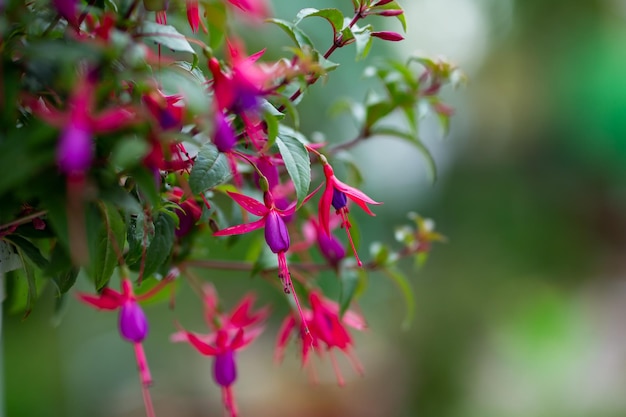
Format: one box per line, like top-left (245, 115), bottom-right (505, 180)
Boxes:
top-left (264, 210), bottom-right (289, 253)
top-left (331, 189), bottom-right (348, 211)
top-left (56, 123), bottom-right (93, 174)
top-left (118, 302), bottom-right (149, 343)
top-left (213, 350), bottom-right (237, 387)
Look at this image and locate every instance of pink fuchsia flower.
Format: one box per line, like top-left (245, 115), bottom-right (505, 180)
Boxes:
top-left (172, 286), bottom-right (267, 417)
top-left (213, 112), bottom-right (238, 153)
top-left (318, 158), bottom-right (382, 266)
top-left (167, 187), bottom-right (202, 237)
top-left (143, 135), bottom-right (193, 174)
top-left (186, 0), bottom-right (207, 33)
top-left (292, 216), bottom-right (346, 268)
top-left (78, 275), bottom-right (174, 417)
top-left (225, 0), bottom-right (270, 21)
top-left (52, 0), bottom-right (78, 26)
top-left (32, 75), bottom-right (138, 175)
top-left (213, 190), bottom-right (309, 327)
top-left (275, 291), bottom-right (367, 386)
top-left (143, 89), bottom-right (185, 132)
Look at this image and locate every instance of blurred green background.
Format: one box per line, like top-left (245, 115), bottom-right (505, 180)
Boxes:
top-left (7, 0), bottom-right (626, 416)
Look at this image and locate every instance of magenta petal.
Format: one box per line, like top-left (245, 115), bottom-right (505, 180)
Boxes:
top-left (264, 211), bottom-right (290, 253)
top-left (213, 350), bottom-right (237, 387)
top-left (226, 191), bottom-right (268, 216)
top-left (187, 332), bottom-right (220, 356)
top-left (118, 302), bottom-right (149, 342)
top-left (53, 0), bottom-right (77, 24)
top-left (213, 217), bottom-right (266, 236)
top-left (318, 185), bottom-right (334, 235)
top-left (213, 113), bottom-right (237, 153)
top-left (56, 123), bottom-right (93, 174)
top-left (90, 108), bottom-right (137, 132)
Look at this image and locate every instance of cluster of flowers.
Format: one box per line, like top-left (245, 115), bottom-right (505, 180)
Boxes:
top-left (0, 0), bottom-right (456, 415)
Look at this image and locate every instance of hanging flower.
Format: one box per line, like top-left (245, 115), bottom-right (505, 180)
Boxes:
top-left (172, 286), bottom-right (268, 417)
top-left (275, 291), bottom-right (367, 385)
top-left (318, 158), bottom-right (382, 266)
top-left (213, 190), bottom-right (309, 327)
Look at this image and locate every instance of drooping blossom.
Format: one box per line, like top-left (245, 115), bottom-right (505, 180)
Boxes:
top-left (213, 190), bottom-right (309, 327)
top-left (225, 0), bottom-right (270, 21)
top-left (172, 285), bottom-right (268, 417)
top-left (276, 291), bottom-right (367, 385)
top-left (143, 89), bottom-right (185, 132)
top-left (78, 274), bottom-right (175, 417)
top-left (30, 74), bottom-right (138, 265)
top-left (293, 216), bottom-right (346, 268)
top-left (318, 157), bottom-right (382, 266)
top-left (167, 187), bottom-right (202, 237)
top-left (186, 0), bottom-right (207, 33)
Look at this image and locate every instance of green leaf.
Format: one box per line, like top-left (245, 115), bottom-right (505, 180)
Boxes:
top-left (86, 202), bottom-right (126, 290)
top-left (371, 126), bottom-right (437, 182)
top-left (0, 240), bottom-right (23, 274)
top-left (140, 21), bottom-right (197, 56)
top-left (46, 244), bottom-right (79, 294)
top-left (189, 143), bottom-right (232, 194)
top-left (339, 265), bottom-right (360, 316)
top-left (276, 134), bottom-right (311, 207)
top-left (5, 235), bottom-right (48, 270)
top-left (125, 212), bottom-right (154, 266)
top-left (137, 211), bottom-right (175, 280)
top-left (294, 8), bottom-right (345, 35)
top-left (111, 136), bottom-right (149, 170)
top-left (267, 18), bottom-right (314, 48)
top-left (203, 0), bottom-right (227, 50)
top-left (384, 266), bottom-right (415, 329)
top-left (352, 25), bottom-right (373, 61)
top-left (15, 249), bottom-right (37, 318)
top-left (365, 99), bottom-right (395, 128)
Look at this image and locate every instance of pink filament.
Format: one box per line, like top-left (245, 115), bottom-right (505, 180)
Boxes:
top-left (339, 209), bottom-right (362, 266)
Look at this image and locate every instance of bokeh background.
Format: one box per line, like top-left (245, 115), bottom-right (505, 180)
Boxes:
top-left (7, 0), bottom-right (626, 416)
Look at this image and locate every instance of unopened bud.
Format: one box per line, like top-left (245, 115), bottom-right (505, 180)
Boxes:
top-left (374, 9), bottom-right (403, 17)
top-left (371, 31), bottom-right (404, 42)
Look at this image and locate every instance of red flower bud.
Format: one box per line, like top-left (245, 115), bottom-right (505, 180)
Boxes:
top-left (375, 9), bottom-right (403, 17)
top-left (371, 31), bottom-right (404, 42)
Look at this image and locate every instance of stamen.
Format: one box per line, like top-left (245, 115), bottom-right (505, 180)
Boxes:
top-left (328, 350), bottom-right (345, 387)
top-left (277, 252), bottom-right (310, 335)
top-left (339, 209), bottom-right (362, 266)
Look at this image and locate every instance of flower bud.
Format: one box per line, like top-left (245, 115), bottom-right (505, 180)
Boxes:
top-left (374, 9), bottom-right (403, 17)
top-left (118, 302), bottom-right (149, 343)
top-left (373, 0), bottom-right (395, 5)
top-left (264, 211), bottom-right (290, 253)
top-left (213, 350), bottom-right (237, 387)
top-left (371, 31), bottom-right (404, 42)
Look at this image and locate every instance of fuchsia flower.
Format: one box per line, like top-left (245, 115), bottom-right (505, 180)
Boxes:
top-left (225, 0), bottom-right (270, 20)
top-left (172, 285), bottom-right (268, 417)
top-left (275, 291), bottom-right (366, 386)
top-left (32, 75), bottom-right (137, 175)
top-left (319, 159), bottom-right (382, 266)
top-left (305, 217), bottom-right (346, 267)
top-left (186, 0), bottom-right (207, 33)
top-left (167, 187), bottom-right (202, 237)
top-left (143, 89), bottom-right (185, 132)
top-left (213, 190), bottom-right (309, 327)
top-left (78, 274), bottom-right (175, 417)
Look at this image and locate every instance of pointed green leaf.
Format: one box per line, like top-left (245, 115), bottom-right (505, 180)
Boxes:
top-left (86, 202), bottom-right (126, 290)
top-left (339, 264), bottom-right (360, 316)
top-left (352, 25), bottom-right (373, 61)
top-left (295, 8), bottom-right (345, 35)
top-left (140, 21), bottom-right (196, 56)
top-left (267, 18), bottom-right (314, 48)
top-left (137, 211), bottom-right (176, 280)
top-left (276, 134), bottom-right (311, 207)
top-left (189, 143), bottom-right (232, 194)
top-left (5, 235), bottom-right (48, 270)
